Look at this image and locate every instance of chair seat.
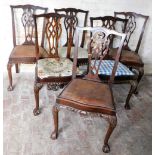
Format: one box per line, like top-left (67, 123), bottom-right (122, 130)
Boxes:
top-left (9, 45), bottom-right (47, 63)
top-left (109, 48), bottom-right (144, 67)
top-left (37, 58), bottom-right (73, 79)
top-left (92, 60), bottom-right (134, 76)
top-left (58, 47), bottom-right (88, 58)
top-left (57, 79), bottom-right (115, 115)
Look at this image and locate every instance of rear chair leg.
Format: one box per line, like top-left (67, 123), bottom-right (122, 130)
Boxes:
top-left (7, 63), bottom-right (13, 91)
top-left (102, 115), bottom-right (117, 153)
top-left (134, 67), bottom-right (144, 94)
top-left (15, 64), bottom-right (20, 73)
top-left (51, 105), bottom-right (59, 140)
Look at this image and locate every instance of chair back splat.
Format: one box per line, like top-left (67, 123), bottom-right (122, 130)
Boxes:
top-left (11, 5), bottom-right (48, 46)
top-left (55, 8), bottom-right (89, 58)
top-left (72, 27), bottom-right (126, 84)
top-left (114, 12), bottom-right (149, 53)
top-left (34, 13), bottom-right (66, 59)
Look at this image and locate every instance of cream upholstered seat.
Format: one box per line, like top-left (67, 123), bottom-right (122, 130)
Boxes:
top-left (37, 58), bottom-right (73, 79)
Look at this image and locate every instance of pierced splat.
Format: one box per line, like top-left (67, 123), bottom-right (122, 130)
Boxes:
top-left (85, 32), bottom-right (110, 81)
top-left (21, 8), bottom-right (35, 45)
top-left (63, 11), bottom-right (78, 47)
top-left (123, 15), bottom-right (136, 50)
top-left (114, 12), bottom-right (149, 53)
top-left (55, 8), bottom-right (89, 48)
top-left (45, 17), bottom-right (62, 58)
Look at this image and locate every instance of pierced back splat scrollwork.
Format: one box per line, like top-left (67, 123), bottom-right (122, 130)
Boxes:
top-left (114, 12), bottom-right (149, 53)
top-left (122, 15), bottom-right (136, 50)
top-left (45, 17), bottom-right (62, 58)
top-left (55, 8), bottom-right (89, 47)
top-left (85, 32), bottom-right (110, 81)
top-left (21, 8), bottom-right (35, 45)
top-left (11, 5), bottom-right (48, 46)
top-left (90, 16), bottom-right (128, 48)
top-left (64, 11), bottom-right (78, 47)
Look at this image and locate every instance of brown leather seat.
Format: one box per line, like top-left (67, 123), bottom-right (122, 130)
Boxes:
top-left (9, 45), bottom-right (47, 62)
top-left (109, 48), bottom-right (144, 67)
top-left (57, 79), bottom-right (115, 114)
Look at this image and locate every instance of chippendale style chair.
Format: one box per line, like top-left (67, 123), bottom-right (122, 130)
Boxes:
top-left (54, 8), bottom-right (89, 64)
top-left (110, 12), bottom-right (149, 93)
top-left (7, 5), bottom-right (48, 91)
top-left (33, 13), bottom-right (75, 116)
top-left (90, 16), bottom-right (138, 109)
top-left (51, 27), bottom-right (126, 153)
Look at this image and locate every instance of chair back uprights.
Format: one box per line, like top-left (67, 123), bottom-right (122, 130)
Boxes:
top-left (72, 27), bottom-right (126, 84)
top-left (11, 4), bottom-right (48, 46)
top-left (114, 12), bottom-right (149, 53)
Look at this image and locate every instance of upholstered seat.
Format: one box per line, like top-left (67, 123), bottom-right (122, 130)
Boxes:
top-left (9, 45), bottom-right (47, 62)
top-left (92, 60), bottom-right (134, 76)
top-left (58, 47), bottom-right (88, 58)
top-left (37, 58), bottom-right (73, 79)
top-left (109, 48), bottom-right (144, 67)
top-left (57, 78), bottom-right (115, 114)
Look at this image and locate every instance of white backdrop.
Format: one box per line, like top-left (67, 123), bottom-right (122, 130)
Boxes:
top-left (0, 0), bottom-right (152, 74)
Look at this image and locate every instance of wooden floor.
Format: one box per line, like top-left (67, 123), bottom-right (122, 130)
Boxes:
top-left (3, 67), bottom-right (152, 155)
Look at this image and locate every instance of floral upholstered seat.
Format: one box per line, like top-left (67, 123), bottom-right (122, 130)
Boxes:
top-left (37, 58), bottom-right (73, 79)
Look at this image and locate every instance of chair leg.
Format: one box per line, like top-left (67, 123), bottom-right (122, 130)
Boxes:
top-left (33, 82), bottom-right (43, 116)
top-left (7, 63), bottom-right (13, 91)
top-left (15, 64), bottom-right (20, 73)
top-left (51, 105), bottom-right (59, 140)
top-left (102, 115), bottom-right (117, 153)
top-left (134, 67), bottom-right (144, 94)
top-left (125, 80), bottom-right (137, 110)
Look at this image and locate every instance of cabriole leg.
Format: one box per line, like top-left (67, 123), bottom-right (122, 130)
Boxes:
top-left (102, 115), bottom-right (117, 153)
top-left (33, 82), bottom-right (43, 116)
top-left (125, 80), bottom-right (137, 109)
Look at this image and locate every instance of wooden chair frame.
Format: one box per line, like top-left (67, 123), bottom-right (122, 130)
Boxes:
top-left (7, 4), bottom-right (48, 91)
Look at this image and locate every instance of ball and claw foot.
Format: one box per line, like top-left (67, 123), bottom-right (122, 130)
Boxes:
top-left (124, 104), bottom-right (131, 110)
top-left (102, 144), bottom-right (110, 153)
top-left (7, 85), bottom-right (13, 91)
top-left (50, 131), bottom-right (57, 140)
top-left (134, 90), bottom-right (138, 95)
top-left (33, 108), bottom-right (40, 116)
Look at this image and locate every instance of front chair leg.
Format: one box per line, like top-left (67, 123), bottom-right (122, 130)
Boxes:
top-left (134, 67), bottom-right (144, 94)
top-left (125, 80), bottom-right (137, 110)
top-left (51, 105), bottom-right (59, 140)
top-left (33, 82), bottom-right (43, 116)
top-left (15, 64), bottom-right (20, 73)
top-left (7, 63), bottom-right (13, 91)
top-left (102, 115), bottom-right (117, 153)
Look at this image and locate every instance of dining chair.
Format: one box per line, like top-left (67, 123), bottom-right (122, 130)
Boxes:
top-left (51, 26), bottom-right (126, 153)
top-left (54, 8), bottom-right (89, 65)
top-left (7, 4), bottom-right (48, 91)
top-left (90, 16), bottom-right (138, 109)
top-left (110, 12), bottom-right (149, 94)
top-left (33, 13), bottom-right (78, 116)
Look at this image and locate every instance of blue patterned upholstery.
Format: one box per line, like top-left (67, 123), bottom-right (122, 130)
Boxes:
top-left (91, 60), bottom-right (134, 76)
